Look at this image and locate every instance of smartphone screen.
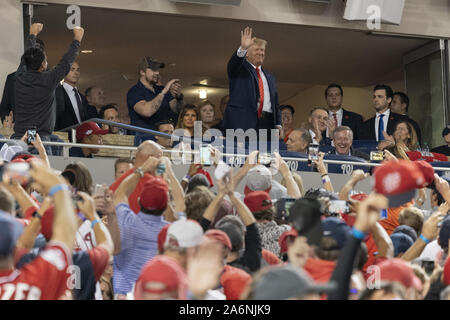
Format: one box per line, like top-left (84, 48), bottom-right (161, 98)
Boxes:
top-left (370, 151), bottom-right (384, 161)
top-left (284, 198), bottom-right (296, 213)
top-left (328, 200), bottom-right (350, 215)
top-left (257, 152), bottom-right (272, 167)
top-left (200, 144), bottom-right (212, 166)
top-left (27, 127), bottom-right (37, 145)
top-left (308, 143), bottom-right (319, 162)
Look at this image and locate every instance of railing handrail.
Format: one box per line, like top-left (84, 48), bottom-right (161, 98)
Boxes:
top-left (59, 118), bottom-right (181, 141)
top-left (2, 138), bottom-right (450, 171)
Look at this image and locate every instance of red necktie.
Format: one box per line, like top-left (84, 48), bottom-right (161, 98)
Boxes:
top-left (256, 68), bottom-right (264, 118)
top-left (333, 113), bottom-right (338, 126)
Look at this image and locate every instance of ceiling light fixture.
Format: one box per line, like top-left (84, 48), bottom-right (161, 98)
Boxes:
top-left (81, 50), bottom-right (94, 54)
top-left (199, 89), bottom-right (207, 99)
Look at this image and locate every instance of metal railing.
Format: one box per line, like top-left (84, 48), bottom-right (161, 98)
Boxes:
top-left (2, 137), bottom-right (450, 172)
top-left (60, 118), bottom-right (181, 143)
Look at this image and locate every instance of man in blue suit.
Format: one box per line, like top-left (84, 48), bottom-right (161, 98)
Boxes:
top-left (222, 27), bottom-right (281, 134)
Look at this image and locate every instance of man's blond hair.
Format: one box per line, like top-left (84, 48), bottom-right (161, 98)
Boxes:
top-left (253, 38), bottom-right (267, 47)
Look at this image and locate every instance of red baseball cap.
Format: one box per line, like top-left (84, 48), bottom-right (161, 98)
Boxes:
top-left (350, 193), bottom-right (368, 202)
top-left (76, 122), bottom-right (108, 141)
top-left (11, 153), bottom-right (37, 163)
top-left (444, 255), bottom-right (450, 286)
top-left (139, 177), bottom-right (169, 211)
top-left (157, 224), bottom-right (171, 254)
top-left (221, 265), bottom-right (252, 300)
top-left (195, 168), bottom-right (214, 188)
top-left (373, 160), bottom-right (425, 208)
top-left (205, 229), bottom-right (232, 250)
top-left (244, 191), bottom-right (273, 213)
top-left (413, 160), bottom-right (435, 187)
top-left (377, 258), bottom-right (423, 291)
top-left (278, 229), bottom-right (298, 254)
top-left (134, 255), bottom-right (187, 300)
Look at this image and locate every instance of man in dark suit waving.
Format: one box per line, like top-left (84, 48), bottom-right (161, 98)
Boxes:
top-left (360, 84), bottom-right (406, 141)
top-left (222, 27), bottom-right (281, 134)
top-left (324, 83), bottom-right (363, 140)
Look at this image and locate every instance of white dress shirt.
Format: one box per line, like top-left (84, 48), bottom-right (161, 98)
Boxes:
top-left (375, 109), bottom-right (390, 141)
top-left (326, 108), bottom-right (343, 138)
top-left (63, 82), bottom-right (82, 123)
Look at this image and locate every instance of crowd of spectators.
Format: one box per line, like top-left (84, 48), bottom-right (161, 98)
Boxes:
top-left (0, 131), bottom-right (449, 300)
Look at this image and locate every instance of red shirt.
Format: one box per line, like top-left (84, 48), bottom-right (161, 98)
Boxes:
top-left (283, 129), bottom-right (294, 144)
top-left (262, 249), bottom-right (281, 265)
top-left (304, 258), bottom-right (336, 283)
top-left (109, 168), bottom-right (154, 214)
top-left (362, 202), bottom-right (413, 273)
top-left (221, 265), bottom-right (252, 300)
top-left (0, 242), bottom-right (71, 300)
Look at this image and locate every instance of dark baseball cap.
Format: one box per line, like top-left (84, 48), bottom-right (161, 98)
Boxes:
top-left (288, 198), bottom-right (323, 247)
top-left (0, 212), bottom-right (24, 257)
top-left (250, 264), bottom-right (337, 300)
top-left (139, 56), bottom-right (165, 71)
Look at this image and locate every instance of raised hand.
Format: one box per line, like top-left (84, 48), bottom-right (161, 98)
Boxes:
top-left (140, 156), bottom-right (162, 174)
top-left (382, 131), bottom-right (395, 144)
top-left (434, 173), bottom-right (450, 204)
top-left (30, 23), bottom-right (43, 36)
top-left (273, 152), bottom-right (290, 177)
top-left (377, 140), bottom-right (394, 151)
top-left (76, 191), bottom-right (97, 221)
top-left (383, 149), bottom-right (398, 161)
top-left (240, 26), bottom-right (256, 50)
top-left (169, 81), bottom-right (182, 97)
top-left (29, 159), bottom-right (65, 194)
top-left (354, 193), bottom-right (388, 233)
top-left (351, 169), bottom-right (369, 182)
top-left (421, 210), bottom-right (446, 241)
top-left (313, 152), bottom-right (327, 176)
top-left (73, 26), bottom-right (85, 42)
top-left (326, 118), bottom-right (336, 135)
top-left (186, 239), bottom-right (223, 299)
top-left (163, 79), bottom-right (180, 95)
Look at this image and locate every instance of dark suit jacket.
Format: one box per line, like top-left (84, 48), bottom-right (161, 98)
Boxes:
top-left (328, 147), bottom-right (370, 161)
top-left (54, 84), bottom-right (90, 131)
top-left (359, 111), bottom-right (406, 141)
top-left (0, 72), bottom-right (16, 120)
top-left (222, 51), bottom-right (281, 131)
top-left (341, 109), bottom-right (363, 140)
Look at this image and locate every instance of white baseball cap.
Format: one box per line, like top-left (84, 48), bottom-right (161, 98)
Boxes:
top-left (164, 219), bottom-right (204, 249)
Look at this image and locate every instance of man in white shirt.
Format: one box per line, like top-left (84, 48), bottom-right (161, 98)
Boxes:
top-left (307, 107), bottom-right (332, 145)
top-left (325, 83), bottom-right (363, 140)
top-left (360, 84), bottom-right (406, 141)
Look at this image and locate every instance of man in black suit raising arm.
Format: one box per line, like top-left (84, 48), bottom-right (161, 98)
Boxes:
top-left (325, 83), bottom-right (364, 140)
top-left (222, 27), bottom-right (281, 134)
top-left (359, 84), bottom-right (406, 141)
